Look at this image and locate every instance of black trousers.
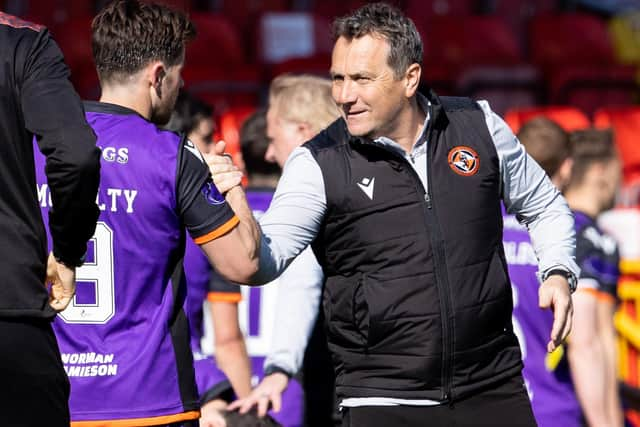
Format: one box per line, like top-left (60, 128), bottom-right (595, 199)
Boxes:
top-left (341, 375), bottom-right (537, 427)
top-left (0, 317), bottom-right (70, 427)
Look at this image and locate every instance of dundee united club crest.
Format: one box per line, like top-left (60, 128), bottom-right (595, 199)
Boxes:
top-left (448, 146), bottom-right (480, 176)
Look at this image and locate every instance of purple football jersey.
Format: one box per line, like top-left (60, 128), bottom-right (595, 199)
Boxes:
top-left (35, 102), bottom-right (236, 424)
top-left (503, 208), bottom-right (581, 427)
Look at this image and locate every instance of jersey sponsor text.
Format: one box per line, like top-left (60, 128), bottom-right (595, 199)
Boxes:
top-left (61, 352), bottom-right (118, 377)
top-left (38, 184), bottom-right (138, 213)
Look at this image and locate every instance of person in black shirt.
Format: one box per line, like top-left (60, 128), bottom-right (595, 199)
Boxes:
top-left (0, 12), bottom-right (100, 427)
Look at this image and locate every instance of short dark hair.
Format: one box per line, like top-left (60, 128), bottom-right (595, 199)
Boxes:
top-left (332, 2), bottom-right (423, 79)
top-left (92, 0), bottom-right (196, 83)
top-left (568, 129), bottom-right (617, 188)
top-left (517, 117), bottom-right (571, 178)
top-left (165, 90), bottom-right (213, 135)
top-left (239, 109), bottom-right (280, 178)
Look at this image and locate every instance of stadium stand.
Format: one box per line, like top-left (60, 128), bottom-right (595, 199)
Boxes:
top-left (218, 106), bottom-right (256, 173)
top-left (422, 15), bottom-right (539, 114)
top-left (530, 13), bottom-right (638, 115)
top-left (595, 107), bottom-right (640, 184)
top-left (504, 106), bottom-right (591, 134)
top-left (183, 13), bottom-right (261, 111)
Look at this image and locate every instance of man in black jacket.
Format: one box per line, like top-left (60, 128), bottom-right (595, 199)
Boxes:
top-left (0, 12), bottom-right (100, 426)
top-left (207, 3), bottom-right (579, 426)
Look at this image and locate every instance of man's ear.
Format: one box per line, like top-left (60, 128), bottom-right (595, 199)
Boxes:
top-left (404, 63), bottom-right (422, 98)
top-left (149, 61), bottom-right (166, 98)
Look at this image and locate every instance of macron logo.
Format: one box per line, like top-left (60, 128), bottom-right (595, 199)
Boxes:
top-left (357, 177), bottom-right (375, 200)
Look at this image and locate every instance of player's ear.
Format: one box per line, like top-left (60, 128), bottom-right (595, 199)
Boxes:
top-left (149, 61), bottom-right (166, 98)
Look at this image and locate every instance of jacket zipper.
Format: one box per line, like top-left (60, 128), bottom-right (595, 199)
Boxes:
top-left (355, 111), bottom-right (454, 402)
top-left (422, 124), bottom-right (454, 404)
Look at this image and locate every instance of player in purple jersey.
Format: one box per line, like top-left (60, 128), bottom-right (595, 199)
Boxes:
top-left (504, 117), bottom-right (581, 427)
top-left (564, 130), bottom-right (623, 427)
top-left (34, 2), bottom-right (261, 426)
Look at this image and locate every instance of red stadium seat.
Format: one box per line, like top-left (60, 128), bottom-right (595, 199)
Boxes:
top-left (421, 15), bottom-right (539, 114)
top-left (594, 107), bottom-right (640, 184)
top-left (182, 66), bottom-right (260, 112)
top-left (531, 13), bottom-right (616, 70)
top-left (424, 15), bottom-right (523, 70)
top-left (183, 13), bottom-right (260, 111)
top-left (488, 0), bottom-right (557, 50)
top-left (187, 13), bottom-right (247, 67)
top-left (456, 66), bottom-right (542, 115)
top-left (530, 13), bottom-right (638, 114)
top-left (504, 106), bottom-right (591, 134)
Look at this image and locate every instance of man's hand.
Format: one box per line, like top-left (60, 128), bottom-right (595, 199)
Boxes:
top-left (205, 141), bottom-right (243, 194)
top-left (539, 274), bottom-right (573, 353)
top-left (45, 252), bottom-right (76, 312)
top-left (200, 399), bottom-right (228, 427)
top-left (228, 372), bottom-right (289, 417)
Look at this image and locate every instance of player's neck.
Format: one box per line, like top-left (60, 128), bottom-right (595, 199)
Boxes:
top-left (99, 84), bottom-right (152, 121)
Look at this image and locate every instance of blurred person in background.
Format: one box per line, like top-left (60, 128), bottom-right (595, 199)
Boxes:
top-left (33, 1), bottom-right (261, 425)
top-left (564, 129), bottom-right (623, 427)
top-left (165, 90), bottom-right (253, 426)
top-left (504, 117), bottom-right (581, 427)
top-left (0, 11), bottom-right (100, 427)
top-left (232, 75), bottom-right (341, 427)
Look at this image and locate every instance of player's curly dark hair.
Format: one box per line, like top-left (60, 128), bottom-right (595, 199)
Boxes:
top-left (91, 0), bottom-right (196, 83)
top-left (332, 2), bottom-right (423, 79)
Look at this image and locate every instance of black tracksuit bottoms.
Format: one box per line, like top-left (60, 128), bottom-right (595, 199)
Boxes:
top-left (341, 374), bottom-right (537, 427)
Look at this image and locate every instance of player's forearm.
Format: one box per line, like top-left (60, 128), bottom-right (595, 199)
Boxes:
top-left (225, 186), bottom-right (261, 272)
top-left (215, 337), bottom-right (252, 399)
top-left (568, 341), bottom-right (611, 426)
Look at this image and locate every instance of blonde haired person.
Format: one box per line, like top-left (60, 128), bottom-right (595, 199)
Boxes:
top-left (265, 74), bottom-right (342, 167)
